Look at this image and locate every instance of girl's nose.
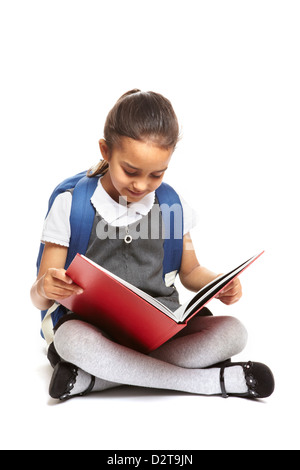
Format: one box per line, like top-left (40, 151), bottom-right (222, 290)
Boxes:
top-left (132, 179), bottom-right (148, 192)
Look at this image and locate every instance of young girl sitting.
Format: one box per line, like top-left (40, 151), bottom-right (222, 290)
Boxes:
top-left (30, 89), bottom-right (275, 400)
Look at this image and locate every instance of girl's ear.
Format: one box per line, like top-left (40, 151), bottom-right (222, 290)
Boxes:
top-left (99, 139), bottom-right (111, 162)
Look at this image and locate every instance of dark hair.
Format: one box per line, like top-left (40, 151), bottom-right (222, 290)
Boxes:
top-left (89, 89), bottom-right (179, 177)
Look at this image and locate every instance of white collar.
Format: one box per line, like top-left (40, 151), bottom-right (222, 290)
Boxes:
top-left (90, 177), bottom-right (155, 225)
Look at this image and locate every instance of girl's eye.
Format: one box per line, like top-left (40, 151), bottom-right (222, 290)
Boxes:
top-left (151, 173), bottom-right (164, 179)
top-left (123, 168), bottom-right (163, 178)
top-left (124, 169), bottom-right (137, 176)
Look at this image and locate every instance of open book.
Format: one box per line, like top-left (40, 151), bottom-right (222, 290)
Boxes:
top-left (61, 252), bottom-right (263, 353)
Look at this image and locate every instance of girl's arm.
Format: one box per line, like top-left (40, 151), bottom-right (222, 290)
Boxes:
top-left (179, 233), bottom-right (242, 305)
top-left (30, 242), bottom-right (83, 311)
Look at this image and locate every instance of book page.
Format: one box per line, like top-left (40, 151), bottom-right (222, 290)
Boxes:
top-left (173, 254), bottom-right (262, 322)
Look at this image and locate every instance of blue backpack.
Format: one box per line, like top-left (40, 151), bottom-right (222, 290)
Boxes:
top-left (37, 171), bottom-right (184, 337)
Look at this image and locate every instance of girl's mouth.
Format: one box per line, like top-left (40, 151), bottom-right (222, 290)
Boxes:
top-left (127, 189), bottom-right (147, 199)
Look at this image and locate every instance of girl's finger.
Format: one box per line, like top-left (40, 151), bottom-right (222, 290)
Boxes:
top-left (51, 268), bottom-right (73, 284)
top-left (50, 286), bottom-right (83, 299)
top-left (52, 283), bottom-right (83, 295)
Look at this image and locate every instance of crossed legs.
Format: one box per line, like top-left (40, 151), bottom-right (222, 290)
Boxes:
top-left (52, 314), bottom-right (249, 397)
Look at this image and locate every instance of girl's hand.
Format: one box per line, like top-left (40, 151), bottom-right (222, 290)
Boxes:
top-left (215, 277), bottom-right (242, 305)
top-left (38, 268), bottom-right (84, 301)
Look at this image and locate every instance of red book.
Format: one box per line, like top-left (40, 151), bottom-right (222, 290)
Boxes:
top-left (61, 252), bottom-right (264, 354)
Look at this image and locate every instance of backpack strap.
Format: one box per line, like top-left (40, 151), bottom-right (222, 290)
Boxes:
top-left (65, 175), bottom-right (99, 269)
top-left (156, 182), bottom-right (183, 280)
top-left (37, 172), bottom-right (98, 342)
top-left (46, 171), bottom-right (88, 217)
top-left (36, 170), bottom-right (88, 275)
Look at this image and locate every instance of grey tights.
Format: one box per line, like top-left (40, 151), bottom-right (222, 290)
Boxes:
top-left (53, 315), bottom-right (249, 396)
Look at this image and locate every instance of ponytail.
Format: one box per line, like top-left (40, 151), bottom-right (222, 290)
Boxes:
top-left (87, 159), bottom-right (109, 178)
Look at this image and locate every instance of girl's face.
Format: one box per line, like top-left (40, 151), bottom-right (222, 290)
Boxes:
top-left (99, 137), bottom-right (173, 203)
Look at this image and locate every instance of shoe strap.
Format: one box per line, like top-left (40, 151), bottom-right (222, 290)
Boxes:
top-left (220, 366), bottom-right (229, 398)
top-left (80, 375), bottom-right (96, 397)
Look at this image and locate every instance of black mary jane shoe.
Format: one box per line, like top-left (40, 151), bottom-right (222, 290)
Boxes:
top-left (219, 361), bottom-right (275, 399)
top-left (49, 362), bottom-right (95, 401)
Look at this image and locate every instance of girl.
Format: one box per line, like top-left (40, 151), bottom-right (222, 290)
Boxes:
top-left (31, 89), bottom-right (274, 400)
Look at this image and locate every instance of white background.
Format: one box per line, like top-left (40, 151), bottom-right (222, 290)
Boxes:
top-left (0, 0), bottom-right (299, 450)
